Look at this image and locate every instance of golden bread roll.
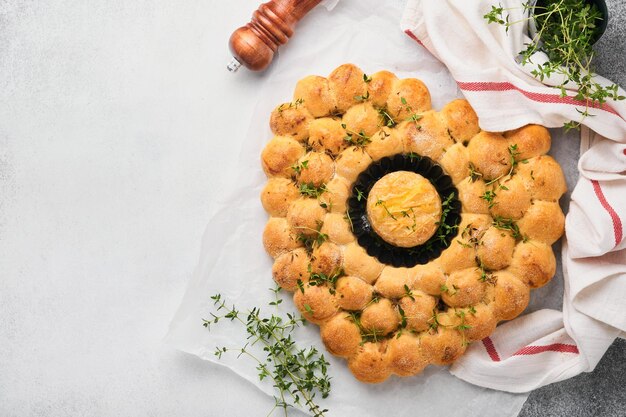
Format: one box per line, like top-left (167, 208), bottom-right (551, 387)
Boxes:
top-left (439, 142), bottom-right (471, 183)
top-left (342, 102), bottom-right (381, 138)
top-left (441, 267), bottom-right (486, 307)
top-left (509, 240), bottom-right (557, 288)
top-left (420, 327), bottom-right (467, 365)
top-left (398, 291), bottom-right (437, 332)
top-left (504, 124), bottom-right (551, 160)
top-left (335, 276), bottom-right (374, 311)
top-left (440, 99), bottom-right (480, 143)
top-left (490, 270), bottom-right (530, 320)
top-left (386, 78), bottom-right (432, 122)
top-left (348, 342), bottom-right (391, 383)
top-left (476, 225), bottom-right (516, 270)
top-left (517, 155), bottom-right (567, 201)
top-left (320, 212), bottom-right (355, 245)
top-left (467, 131), bottom-right (512, 181)
top-left (517, 201), bottom-right (565, 244)
top-left (328, 64), bottom-right (367, 113)
top-left (286, 198), bottom-right (327, 236)
top-left (295, 151), bottom-right (334, 187)
top-left (360, 298), bottom-right (400, 336)
top-left (366, 128), bottom-right (405, 161)
top-left (398, 111), bottom-right (454, 161)
top-left (263, 217), bottom-right (302, 258)
top-left (321, 313), bottom-right (362, 358)
top-left (293, 75), bottom-right (336, 117)
top-left (335, 146), bottom-right (373, 183)
top-left (367, 70), bottom-right (398, 108)
top-left (260, 177), bottom-right (300, 217)
top-left (293, 283), bottom-right (338, 324)
top-left (342, 242), bottom-right (385, 284)
top-left (270, 102), bottom-right (312, 141)
top-left (387, 333), bottom-right (428, 376)
top-left (261, 136), bottom-right (305, 178)
top-left (308, 117), bottom-right (348, 155)
top-left (375, 267), bottom-right (418, 299)
top-left (272, 248), bottom-right (310, 291)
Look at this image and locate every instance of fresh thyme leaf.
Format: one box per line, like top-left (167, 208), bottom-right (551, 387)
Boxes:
top-left (468, 162), bottom-right (483, 182)
top-left (308, 269), bottom-right (343, 294)
top-left (492, 215), bottom-right (528, 242)
top-left (277, 98), bottom-right (305, 113)
top-left (343, 127), bottom-right (371, 147)
top-left (299, 182), bottom-right (328, 198)
top-left (480, 190), bottom-right (498, 208)
top-left (403, 284), bottom-right (416, 301)
top-left (484, 0), bottom-right (624, 128)
top-left (398, 305), bottom-right (407, 329)
top-left (203, 292), bottom-right (331, 416)
top-left (355, 187), bottom-right (365, 202)
top-left (363, 73), bottom-right (372, 83)
top-left (292, 160), bottom-right (309, 175)
top-left (428, 309), bottom-right (441, 331)
top-left (375, 199), bottom-right (397, 220)
top-left (354, 91), bottom-right (370, 102)
top-left (485, 144), bottom-right (523, 186)
top-left (377, 107), bottom-right (397, 127)
top-left (296, 228), bottom-right (329, 252)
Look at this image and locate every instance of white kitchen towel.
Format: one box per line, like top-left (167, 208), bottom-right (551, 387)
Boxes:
top-left (401, 0), bottom-right (626, 141)
top-left (401, 0), bottom-right (626, 392)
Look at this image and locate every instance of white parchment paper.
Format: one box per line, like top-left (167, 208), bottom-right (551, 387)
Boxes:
top-left (165, 1), bottom-right (579, 415)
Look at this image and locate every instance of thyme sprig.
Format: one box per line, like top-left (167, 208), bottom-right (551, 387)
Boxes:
top-left (347, 312), bottom-right (385, 345)
top-left (378, 107), bottom-right (397, 128)
top-left (354, 187), bottom-right (365, 202)
top-left (354, 91), bottom-right (370, 102)
top-left (375, 198), bottom-right (397, 220)
top-left (277, 98), bottom-right (305, 113)
top-left (308, 267), bottom-right (344, 295)
top-left (480, 190), bottom-right (498, 208)
top-left (468, 162), bottom-right (483, 183)
top-left (295, 226), bottom-right (329, 252)
top-left (492, 216), bottom-right (528, 242)
top-left (292, 160), bottom-right (309, 175)
top-left (484, 1), bottom-right (625, 130)
top-left (299, 183), bottom-right (328, 199)
top-left (400, 97), bottom-right (422, 127)
top-left (341, 124), bottom-right (371, 147)
top-left (203, 292), bottom-right (331, 417)
top-left (485, 144), bottom-right (526, 186)
top-left (433, 192), bottom-right (458, 246)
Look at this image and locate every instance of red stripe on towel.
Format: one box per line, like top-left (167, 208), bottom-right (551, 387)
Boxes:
top-left (404, 29), bottom-right (425, 47)
top-left (457, 81), bottom-right (622, 119)
top-left (402, 29), bottom-right (624, 121)
top-left (482, 337), bottom-right (501, 362)
top-left (591, 179), bottom-right (623, 246)
top-left (514, 344), bottom-right (579, 356)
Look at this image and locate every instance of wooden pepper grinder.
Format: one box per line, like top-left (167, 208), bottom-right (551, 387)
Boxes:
top-left (227, 0), bottom-right (322, 72)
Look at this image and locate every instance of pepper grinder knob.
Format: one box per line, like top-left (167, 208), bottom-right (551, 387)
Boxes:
top-left (228, 0), bottom-right (322, 72)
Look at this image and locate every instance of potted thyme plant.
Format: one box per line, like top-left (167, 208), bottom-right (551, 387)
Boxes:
top-left (485, 0), bottom-right (625, 129)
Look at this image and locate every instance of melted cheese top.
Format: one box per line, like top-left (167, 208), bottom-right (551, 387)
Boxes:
top-left (366, 171), bottom-right (442, 248)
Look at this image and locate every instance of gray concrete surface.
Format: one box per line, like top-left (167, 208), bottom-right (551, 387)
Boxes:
top-left (520, 1), bottom-right (625, 415)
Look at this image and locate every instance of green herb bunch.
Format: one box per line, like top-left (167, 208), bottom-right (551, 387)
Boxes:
top-left (203, 290), bottom-right (331, 417)
top-left (485, 0), bottom-right (625, 130)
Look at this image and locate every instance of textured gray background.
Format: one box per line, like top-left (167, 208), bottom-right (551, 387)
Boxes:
top-left (520, 0), bottom-right (626, 415)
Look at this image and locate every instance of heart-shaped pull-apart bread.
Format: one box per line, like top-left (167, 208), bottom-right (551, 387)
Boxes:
top-left (260, 64), bottom-right (566, 383)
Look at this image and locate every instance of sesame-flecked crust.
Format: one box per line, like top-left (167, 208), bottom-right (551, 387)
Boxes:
top-left (260, 64), bottom-right (566, 383)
